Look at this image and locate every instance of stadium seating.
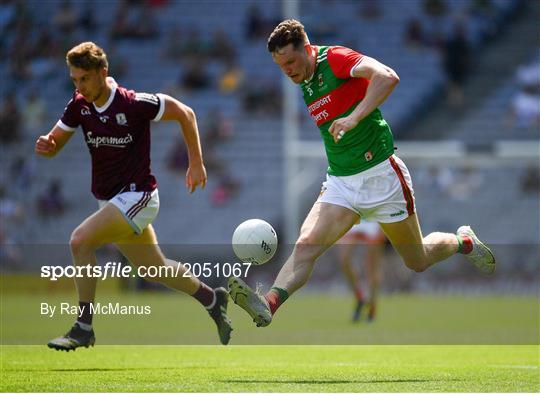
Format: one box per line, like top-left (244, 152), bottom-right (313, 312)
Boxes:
top-left (1, 0), bottom-right (536, 280)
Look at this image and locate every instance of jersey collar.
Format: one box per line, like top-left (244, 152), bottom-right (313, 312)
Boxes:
top-left (93, 77), bottom-right (118, 113)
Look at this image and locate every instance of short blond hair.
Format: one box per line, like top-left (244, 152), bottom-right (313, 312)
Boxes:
top-left (66, 42), bottom-right (108, 71)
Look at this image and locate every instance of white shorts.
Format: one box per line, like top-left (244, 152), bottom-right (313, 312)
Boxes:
top-left (318, 155), bottom-right (415, 223)
top-left (98, 189), bottom-right (159, 235)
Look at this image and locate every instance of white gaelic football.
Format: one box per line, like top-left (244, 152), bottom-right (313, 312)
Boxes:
top-left (232, 219), bottom-right (278, 265)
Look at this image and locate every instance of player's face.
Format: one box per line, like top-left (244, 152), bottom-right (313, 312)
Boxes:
top-left (272, 44), bottom-right (311, 84)
top-left (69, 67), bottom-right (107, 103)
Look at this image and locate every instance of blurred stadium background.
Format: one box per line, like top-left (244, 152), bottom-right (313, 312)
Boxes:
top-left (0, 0), bottom-right (539, 317)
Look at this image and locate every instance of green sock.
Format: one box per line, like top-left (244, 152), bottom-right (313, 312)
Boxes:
top-left (456, 235), bottom-right (465, 253)
top-left (270, 287), bottom-right (289, 303)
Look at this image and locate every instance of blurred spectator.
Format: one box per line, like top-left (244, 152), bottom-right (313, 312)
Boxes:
top-left (0, 0), bottom-right (16, 33)
top-left (211, 175), bottom-right (241, 207)
top-left (110, 2), bottom-right (130, 40)
top-left (511, 86), bottom-right (540, 129)
top-left (218, 60), bottom-right (243, 94)
top-left (31, 27), bottom-right (60, 60)
top-left (12, 0), bottom-right (33, 32)
top-left (10, 156), bottom-right (35, 200)
top-left (421, 0), bottom-right (448, 48)
top-left (166, 138), bottom-right (189, 173)
top-left (167, 139), bottom-right (224, 177)
top-left (0, 183), bottom-right (25, 266)
top-left (182, 59), bottom-right (210, 91)
top-left (423, 0), bottom-right (447, 17)
top-left (0, 185), bottom-right (25, 224)
top-left (357, 0), bottom-right (382, 20)
top-left (211, 28), bottom-right (236, 63)
top-left (404, 18), bottom-right (427, 49)
top-left (510, 61), bottom-right (540, 129)
top-left (442, 22), bottom-right (471, 108)
top-left (163, 27), bottom-right (184, 60)
top-left (203, 109), bottom-right (233, 150)
top-left (110, 0), bottom-right (158, 40)
top-left (242, 80), bottom-right (281, 115)
top-left (135, 2), bottom-right (159, 39)
top-left (0, 91), bottom-right (21, 144)
top-left (106, 43), bottom-right (129, 80)
top-left (148, 0), bottom-right (167, 7)
top-left (9, 26), bottom-right (32, 81)
top-left (36, 180), bottom-right (68, 220)
top-left (468, 0), bottom-right (499, 43)
top-left (53, 0), bottom-right (77, 35)
top-left (245, 4), bottom-right (267, 40)
top-left (23, 90), bottom-right (47, 134)
top-left (28, 28), bottom-right (59, 79)
top-left (309, 20), bottom-right (337, 43)
top-left (448, 165), bottom-right (484, 201)
top-left (79, 1), bottom-right (97, 33)
top-left (0, 227), bottom-right (23, 270)
top-left (180, 28), bottom-right (211, 60)
top-left (520, 165), bottom-right (540, 195)
top-left (415, 165), bottom-right (454, 197)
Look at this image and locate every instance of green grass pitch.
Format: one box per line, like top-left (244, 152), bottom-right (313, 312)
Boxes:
top-left (1, 287), bottom-right (538, 391)
top-left (1, 345), bottom-right (538, 392)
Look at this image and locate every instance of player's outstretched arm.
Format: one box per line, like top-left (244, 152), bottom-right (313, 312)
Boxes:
top-left (159, 94), bottom-right (207, 194)
top-left (34, 126), bottom-right (74, 158)
top-left (329, 56), bottom-right (399, 142)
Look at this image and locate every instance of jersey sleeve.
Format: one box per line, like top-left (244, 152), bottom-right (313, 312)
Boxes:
top-left (133, 92), bottom-right (166, 122)
top-left (56, 95), bottom-right (80, 132)
top-left (327, 46), bottom-right (365, 79)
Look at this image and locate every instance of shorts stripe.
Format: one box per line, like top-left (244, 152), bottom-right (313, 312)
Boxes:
top-left (389, 156), bottom-right (415, 216)
top-left (125, 191), bottom-right (149, 218)
top-left (128, 192), bottom-right (152, 219)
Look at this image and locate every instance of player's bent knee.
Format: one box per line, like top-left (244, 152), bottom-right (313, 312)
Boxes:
top-left (69, 228), bottom-right (98, 255)
top-left (403, 258), bottom-right (428, 273)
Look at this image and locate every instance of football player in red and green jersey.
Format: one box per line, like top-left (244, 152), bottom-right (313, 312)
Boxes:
top-left (228, 20), bottom-right (495, 328)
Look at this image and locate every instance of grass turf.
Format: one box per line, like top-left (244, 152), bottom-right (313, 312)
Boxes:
top-left (2, 292), bottom-right (538, 345)
top-left (1, 345), bottom-right (539, 392)
top-left (2, 288), bottom-right (538, 391)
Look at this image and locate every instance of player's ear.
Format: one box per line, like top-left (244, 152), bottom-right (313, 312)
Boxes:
top-left (100, 67), bottom-right (108, 78)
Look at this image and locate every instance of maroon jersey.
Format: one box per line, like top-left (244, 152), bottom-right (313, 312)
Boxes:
top-left (57, 78), bottom-right (164, 200)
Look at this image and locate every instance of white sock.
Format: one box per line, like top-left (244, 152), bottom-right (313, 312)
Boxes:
top-left (77, 321), bottom-right (92, 331)
top-left (205, 291), bottom-right (217, 310)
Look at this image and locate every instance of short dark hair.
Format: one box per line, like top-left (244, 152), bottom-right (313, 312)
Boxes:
top-left (66, 42), bottom-right (108, 71)
top-left (267, 19), bottom-right (308, 53)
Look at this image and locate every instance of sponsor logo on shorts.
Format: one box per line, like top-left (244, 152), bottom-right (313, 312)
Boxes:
top-left (390, 210), bottom-right (405, 217)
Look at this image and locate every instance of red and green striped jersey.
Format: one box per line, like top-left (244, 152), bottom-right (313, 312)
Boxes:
top-left (300, 45), bottom-right (395, 176)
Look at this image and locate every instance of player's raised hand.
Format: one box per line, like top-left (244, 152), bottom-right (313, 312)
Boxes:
top-left (328, 116), bottom-right (359, 143)
top-left (185, 162), bottom-right (207, 194)
top-left (35, 134), bottom-right (57, 157)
